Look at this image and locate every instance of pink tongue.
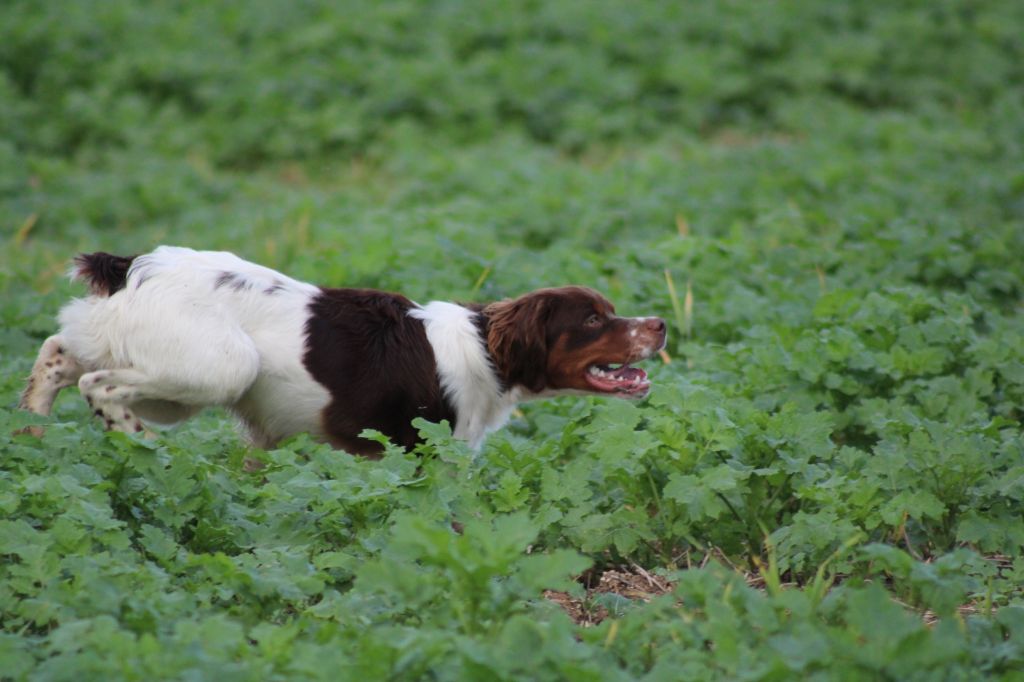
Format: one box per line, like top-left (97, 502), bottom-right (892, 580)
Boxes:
top-left (607, 365), bottom-right (647, 382)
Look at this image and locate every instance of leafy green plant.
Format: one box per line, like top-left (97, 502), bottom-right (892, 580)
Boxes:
top-left (2, 0), bottom-right (1023, 678)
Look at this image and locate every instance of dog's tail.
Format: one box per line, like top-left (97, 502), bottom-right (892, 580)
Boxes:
top-left (71, 252), bottom-right (136, 296)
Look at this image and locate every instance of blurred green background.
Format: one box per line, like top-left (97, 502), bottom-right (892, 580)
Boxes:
top-left (3, 1), bottom-right (1024, 679)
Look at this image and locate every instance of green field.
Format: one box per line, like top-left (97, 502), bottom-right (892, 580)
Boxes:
top-left (3, 1), bottom-right (1024, 679)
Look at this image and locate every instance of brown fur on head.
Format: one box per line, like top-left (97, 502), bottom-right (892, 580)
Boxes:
top-left (482, 286), bottom-right (668, 397)
top-left (484, 290), bottom-right (552, 392)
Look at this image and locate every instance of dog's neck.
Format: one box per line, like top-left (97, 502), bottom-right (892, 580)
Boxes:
top-left (409, 301), bottom-right (524, 449)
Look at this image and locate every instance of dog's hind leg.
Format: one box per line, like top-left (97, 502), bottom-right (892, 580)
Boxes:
top-left (20, 335), bottom-right (85, 416)
top-left (77, 369), bottom-right (180, 435)
top-left (78, 369), bottom-right (170, 435)
top-left (77, 354), bottom-right (258, 435)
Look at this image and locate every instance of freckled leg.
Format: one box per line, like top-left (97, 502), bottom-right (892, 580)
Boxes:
top-left (19, 335), bottom-right (85, 416)
top-left (78, 369), bottom-right (158, 436)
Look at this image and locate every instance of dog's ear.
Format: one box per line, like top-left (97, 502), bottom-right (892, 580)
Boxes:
top-left (484, 292), bottom-right (551, 393)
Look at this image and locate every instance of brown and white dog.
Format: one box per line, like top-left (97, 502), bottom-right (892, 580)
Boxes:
top-left (20, 247), bottom-right (667, 454)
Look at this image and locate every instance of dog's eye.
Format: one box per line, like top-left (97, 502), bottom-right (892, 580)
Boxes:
top-left (584, 314), bottom-right (602, 328)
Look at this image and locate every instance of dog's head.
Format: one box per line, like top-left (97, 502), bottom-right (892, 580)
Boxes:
top-left (483, 286), bottom-right (667, 397)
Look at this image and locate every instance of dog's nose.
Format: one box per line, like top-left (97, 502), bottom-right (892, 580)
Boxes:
top-left (645, 318), bottom-right (666, 334)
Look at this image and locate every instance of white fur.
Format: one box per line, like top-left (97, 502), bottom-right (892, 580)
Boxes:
top-left (408, 302), bottom-right (524, 449)
top-left (56, 246), bottom-right (330, 446)
top-left (43, 246), bottom-right (531, 451)
top-left (33, 246), bottom-right (640, 452)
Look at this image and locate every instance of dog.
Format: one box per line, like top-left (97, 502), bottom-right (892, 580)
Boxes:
top-left (20, 246), bottom-right (667, 455)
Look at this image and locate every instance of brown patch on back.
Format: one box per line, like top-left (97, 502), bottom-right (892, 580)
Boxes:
top-left (303, 288), bottom-right (456, 455)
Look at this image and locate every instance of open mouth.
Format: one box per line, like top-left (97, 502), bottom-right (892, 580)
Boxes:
top-left (585, 363), bottom-right (651, 396)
